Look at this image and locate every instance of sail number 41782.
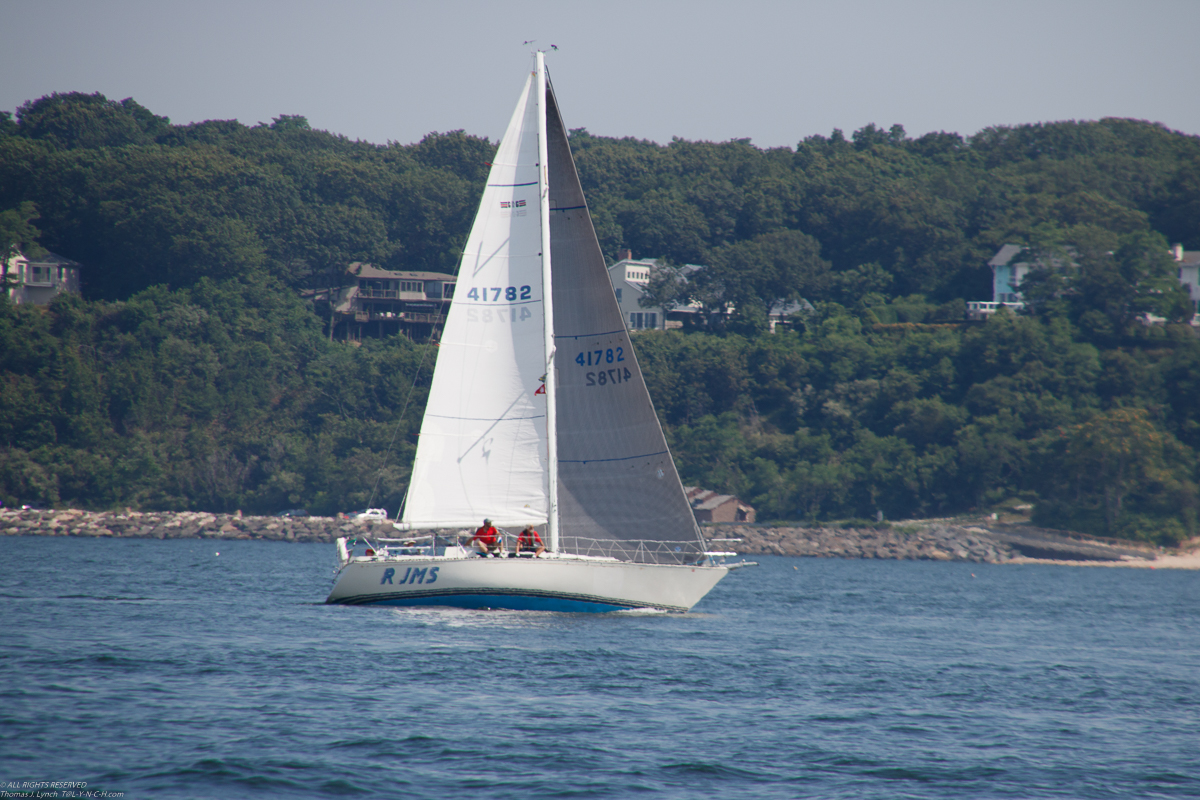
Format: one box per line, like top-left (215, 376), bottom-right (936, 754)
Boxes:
top-left (578, 347), bottom-right (630, 387)
top-left (576, 347), bottom-right (624, 366)
top-left (465, 286), bottom-right (532, 302)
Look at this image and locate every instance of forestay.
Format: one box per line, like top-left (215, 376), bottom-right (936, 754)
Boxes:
top-left (399, 73), bottom-right (550, 530)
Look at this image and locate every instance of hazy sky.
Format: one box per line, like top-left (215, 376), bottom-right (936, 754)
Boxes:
top-left (3, 0), bottom-right (1198, 149)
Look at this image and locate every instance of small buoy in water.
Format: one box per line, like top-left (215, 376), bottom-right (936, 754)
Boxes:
top-left (215, 552), bottom-right (220, 556)
top-left (971, 573), bottom-right (975, 577)
top-left (793, 566), bottom-right (798, 570)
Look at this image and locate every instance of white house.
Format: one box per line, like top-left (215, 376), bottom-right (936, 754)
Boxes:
top-left (607, 251), bottom-right (671, 331)
top-left (2, 250), bottom-right (81, 305)
top-left (1173, 243), bottom-right (1200, 319)
top-left (607, 250), bottom-right (809, 333)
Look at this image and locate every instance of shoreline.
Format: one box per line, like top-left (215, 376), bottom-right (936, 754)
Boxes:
top-left (3, 508), bottom-right (1196, 568)
top-left (707, 520), bottom-right (1200, 569)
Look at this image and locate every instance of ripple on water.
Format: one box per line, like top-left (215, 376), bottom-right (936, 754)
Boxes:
top-left (2, 540), bottom-right (1198, 799)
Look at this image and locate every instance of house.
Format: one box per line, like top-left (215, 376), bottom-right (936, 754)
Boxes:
top-left (2, 251), bottom-right (81, 305)
top-left (967, 244), bottom-right (1034, 319)
top-left (971, 242), bottom-right (1200, 323)
top-left (1173, 243), bottom-right (1200, 319)
top-left (988, 243), bottom-right (1032, 304)
top-left (321, 262), bottom-right (456, 340)
top-left (684, 486), bottom-right (756, 524)
top-left (608, 250), bottom-right (803, 333)
top-left (608, 251), bottom-right (668, 331)
top-left (768, 298), bottom-right (813, 333)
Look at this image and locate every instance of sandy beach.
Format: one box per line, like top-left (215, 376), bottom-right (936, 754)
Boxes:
top-left (1009, 549), bottom-right (1200, 569)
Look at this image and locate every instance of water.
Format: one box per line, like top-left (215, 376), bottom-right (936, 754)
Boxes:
top-left (1, 536), bottom-right (1198, 799)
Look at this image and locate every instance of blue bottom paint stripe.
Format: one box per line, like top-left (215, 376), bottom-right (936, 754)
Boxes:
top-left (328, 588), bottom-right (683, 613)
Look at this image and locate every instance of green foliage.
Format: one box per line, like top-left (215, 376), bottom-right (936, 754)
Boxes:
top-left (2, 92), bottom-right (1199, 543)
top-left (635, 303), bottom-right (1197, 544)
top-left (0, 281), bottom-right (430, 515)
top-left (16, 92), bottom-right (169, 149)
top-left (1033, 408), bottom-right (1197, 544)
top-left (0, 201), bottom-right (46, 292)
top-left (703, 230), bottom-right (831, 316)
top-left (4, 93), bottom-right (493, 300)
top-left (1022, 229), bottom-right (1195, 341)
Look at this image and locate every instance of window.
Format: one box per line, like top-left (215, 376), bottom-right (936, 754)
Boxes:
top-left (442, 283), bottom-right (455, 299)
top-left (400, 281), bottom-right (424, 293)
top-left (615, 288), bottom-right (622, 301)
top-left (647, 313), bottom-right (657, 329)
top-left (630, 312), bottom-right (642, 329)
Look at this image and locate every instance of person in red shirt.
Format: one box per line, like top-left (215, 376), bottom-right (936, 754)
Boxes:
top-left (471, 519), bottom-right (501, 557)
top-left (516, 524), bottom-right (545, 557)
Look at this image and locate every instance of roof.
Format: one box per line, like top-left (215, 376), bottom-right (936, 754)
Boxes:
top-left (693, 494), bottom-right (736, 511)
top-left (988, 244), bottom-right (1024, 268)
top-left (14, 250), bottom-right (80, 267)
top-left (348, 262), bottom-right (455, 281)
top-left (608, 259), bottom-right (707, 276)
top-left (769, 298), bottom-right (815, 316)
top-left (610, 258), bottom-right (659, 269)
top-left (989, 244), bottom-right (1076, 271)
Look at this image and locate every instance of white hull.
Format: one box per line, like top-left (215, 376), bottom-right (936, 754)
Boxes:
top-left (326, 554), bottom-right (728, 613)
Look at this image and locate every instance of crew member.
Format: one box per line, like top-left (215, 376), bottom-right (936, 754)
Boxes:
top-left (471, 518), bottom-right (502, 557)
top-left (516, 524), bottom-right (545, 557)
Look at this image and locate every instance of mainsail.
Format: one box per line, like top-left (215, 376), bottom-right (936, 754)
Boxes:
top-left (542, 83), bottom-right (705, 564)
top-left (401, 58), bottom-right (706, 564)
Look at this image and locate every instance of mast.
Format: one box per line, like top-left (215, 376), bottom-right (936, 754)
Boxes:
top-left (536, 51), bottom-right (560, 553)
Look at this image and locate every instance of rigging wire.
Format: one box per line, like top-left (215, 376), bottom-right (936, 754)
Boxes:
top-left (364, 319), bottom-right (445, 515)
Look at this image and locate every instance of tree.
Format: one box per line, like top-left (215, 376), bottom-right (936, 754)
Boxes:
top-left (702, 230), bottom-right (831, 317)
top-left (270, 115), bottom-right (311, 132)
top-left (1022, 229), bottom-right (1193, 339)
top-left (639, 258), bottom-right (692, 313)
top-left (618, 194), bottom-right (710, 265)
top-left (0, 202), bottom-right (44, 296)
top-left (1035, 408), bottom-right (1197, 543)
top-left (16, 92), bottom-right (168, 149)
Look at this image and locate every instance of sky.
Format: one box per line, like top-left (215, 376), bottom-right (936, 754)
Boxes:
top-left (3, 0), bottom-right (1199, 149)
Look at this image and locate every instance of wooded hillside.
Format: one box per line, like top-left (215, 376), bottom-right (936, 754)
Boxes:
top-left (2, 92), bottom-right (1198, 543)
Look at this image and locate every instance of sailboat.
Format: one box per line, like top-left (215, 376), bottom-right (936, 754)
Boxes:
top-left (325, 53), bottom-right (742, 612)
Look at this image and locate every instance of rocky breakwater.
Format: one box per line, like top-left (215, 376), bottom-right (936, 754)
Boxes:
top-left (710, 522), bottom-right (1018, 563)
top-left (708, 520), bottom-right (1160, 564)
top-left (0, 508), bottom-right (394, 543)
top-left (2, 508), bottom-right (1165, 565)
